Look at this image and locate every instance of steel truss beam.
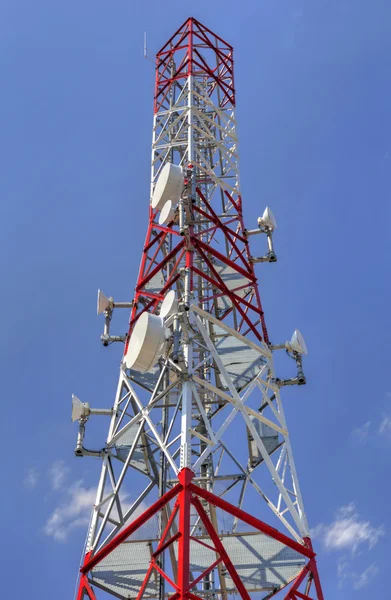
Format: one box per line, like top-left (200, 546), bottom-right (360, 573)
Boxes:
top-left (80, 470), bottom-right (322, 600)
top-left (76, 304), bottom-right (321, 598)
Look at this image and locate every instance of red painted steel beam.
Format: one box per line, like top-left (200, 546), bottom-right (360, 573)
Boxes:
top-left (81, 483), bottom-right (182, 574)
top-left (304, 538), bottom-right (324, 600)
top-left (136, 504), bottom-right (180, 600)
top-left (77, 574), bottom-right (97, 600)
top-left (193, 246), bottom-right (264, 342)
top-left (189, 483), bottom-right (315, 560)
top-left (191, 265), bottom-right (262, 317)
top-left (155, 18), bottom-right (235, 113)
top-left (190, 557), bottom-right (223, 589)
top-left (294, 591), bottom-right (314, 600)
top-left (189, 535), bottom-right (217, 552)
top-left (136, 562), bottom-right (155, 600)
top-left (156, 17), bottom-right (190, 56)
top-left (152, 531), bottom-right (181, 559)
top-left (188, 594), bottom-right (203, 600)
top-left (136, 239), bottom-right (185, 291)
top-left (192, 17), bottom-right (233, 51)
top-left (192, 495), bottom-right (251, 600)
top-left (193, 237), bottom-right (255, 281)
top-left (176, 468), bottom-right (193, 600)
top-left (153, 560), bottom-right (179, 591)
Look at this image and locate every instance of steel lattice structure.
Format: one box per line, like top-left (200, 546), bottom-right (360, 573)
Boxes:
top-left (74, 17), bottom-right (324, 600)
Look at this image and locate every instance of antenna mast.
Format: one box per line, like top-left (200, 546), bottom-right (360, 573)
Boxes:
top-left (74, 17), bottom-right (324, 600)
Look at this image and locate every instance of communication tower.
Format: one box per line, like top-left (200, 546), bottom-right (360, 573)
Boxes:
top-left (73, 17), bottom-right (324, 600)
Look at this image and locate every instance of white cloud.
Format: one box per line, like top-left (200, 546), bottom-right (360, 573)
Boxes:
top-left (310, 523), bottom-right (325, 540)
top-left (337, 503), bottom-right (355, 518)
top-left (48, 460), bottom-right (70, 491)
top-left (379, 416), bottom-right (391, 436)
top-left (353, 563), bottom-right (379, 590)
top-left (337, 557), bottom-right (350, 588)
top-left (313, 505), bottom-right (384, 590)
top-left (24, 467), bottom-right (39, 489)
top-left (352, 421), bottom-right (371, 442)
top-left (44, 480), bottom-right (96, 542)
top-left (337, 558), bottom-right (379, 590)
top-left (313, 503), bottom-right (384, 553)
top-left (44, 480), bottom-right (150, 543)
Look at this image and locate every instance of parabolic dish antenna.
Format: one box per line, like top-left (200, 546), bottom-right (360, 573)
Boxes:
top-left (260, 206), bottom-right (277, 230)
top-left (158, 199), bottom-right (177, 226)
top-left (289, 329), bottom-right (308, 355)
top-left (151, 163), bottom-right (183, 212)
top-left (124, 312), bottom-right (165, 373)
top-left (160, 290), bottom-right (178, 319)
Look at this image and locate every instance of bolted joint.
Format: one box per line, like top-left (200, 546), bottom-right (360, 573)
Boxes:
top-left (250, 253), bottom-right (278, 264)
top-left (268, 251), bottom-right (277, 262)
top-left (75, 421), bottom-right (86, 456)
top-left (243, 228), bottom-right (262, 237)
top-left (298, 374), bottom-right (307, 386)
top-left (100, 334), bottom-right (126, 346)
top-left (275, 375), bottom-right (307, 388)
top-left (101, 334), bottom-right (110, 347)
top-left (275, 377), bottom-right (298, 388)
top-left (295, 353), bottom-right (306, 385)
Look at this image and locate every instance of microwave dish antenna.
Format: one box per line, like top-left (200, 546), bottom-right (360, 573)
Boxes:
top-left (124, 312), bottom-right (165, 372)
top-left (160, 290), bottom-right (178, 319)
top-left (151, 163), bottom-right (183, 211)
top-left (158, 199), bottom-right (177, 225)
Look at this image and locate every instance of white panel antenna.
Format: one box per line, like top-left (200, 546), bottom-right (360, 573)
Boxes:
top-left (258, 206), bottom-right (277, 230)
top-left (97, 289), bottom-right (112, 315)
top-left (71, 394), bottom-right (90, 422)
top-left (289, 329), bottom-right (308, 355)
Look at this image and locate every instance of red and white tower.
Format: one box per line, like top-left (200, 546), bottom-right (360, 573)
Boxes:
top-left (73, 17), bottom-right (324, 600)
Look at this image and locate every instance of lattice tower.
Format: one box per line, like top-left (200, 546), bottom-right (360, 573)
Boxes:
top-left (73, 17), bottom-right (324, 600)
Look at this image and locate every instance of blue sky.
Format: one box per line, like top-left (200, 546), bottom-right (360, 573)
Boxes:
top-left (1, 1), bottom-right (390, 598)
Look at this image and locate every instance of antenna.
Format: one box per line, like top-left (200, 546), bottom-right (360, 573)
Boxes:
top-left (124, 312), bottom-right (165, 372)
top-left (151, 162), bottom-right (184, 211)
top-left (143, 31), bottom-right (155, 64)
top-left (250, 205), bottom-right (278, 263)
top-left (71, 394), bottom-right (90, 422)
top-left (289, 328), bottom-right (308, 355)
top-left (96, 289), bottom-right (132, 346)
